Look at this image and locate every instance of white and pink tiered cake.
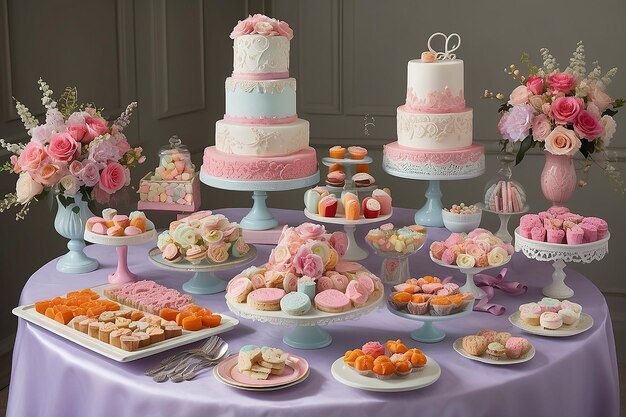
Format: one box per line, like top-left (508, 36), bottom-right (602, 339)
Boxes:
top-left (383, 33), bottom-right (485, 178)
top-left (202, 15), bottom-right (318, 182)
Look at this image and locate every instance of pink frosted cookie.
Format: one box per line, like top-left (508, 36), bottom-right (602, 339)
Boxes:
top-left (505, 337), bottom-right (530, 359)
top-left (335, 262), bottom-right (363, 273)
top-left (314, 289), bottom-right (351, 313)
top-left (124, 226), bottom-right (143, 236)
top-left (247, 288), bottom-right (285, 311)
top-left (316, 276), bottom-right (334, 292)
top-left (226, 277), bottom-right (253, 303)
top-left (357, 274), bottom-right (375, 295)
top-left (328, 272), bottom-right (349, 292)
top-left (437, 283), bottom-right (459, 297)
top-left (345, 280), bottom-right (368, 308)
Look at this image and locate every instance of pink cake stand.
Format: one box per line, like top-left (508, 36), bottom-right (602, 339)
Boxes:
top-left (84, 229), bottom-right (156, 284)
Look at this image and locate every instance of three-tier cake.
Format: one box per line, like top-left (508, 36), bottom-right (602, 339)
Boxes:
top-left (202, 15), bottom-right (318, 181)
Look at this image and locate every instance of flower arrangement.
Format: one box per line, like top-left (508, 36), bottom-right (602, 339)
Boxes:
top-left (0, 79), bottom-right (145, 219)
top-left (484, 42), bottom-right (624, 191)
top-left (156, 211), bottom-right (249, 263)
top-left (430, 229), bottom-right (513, 268)
top-left (230, 14), bottom-right (293, 40)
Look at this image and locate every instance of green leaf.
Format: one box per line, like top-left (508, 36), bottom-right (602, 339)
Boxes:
top-left (515, 135), bottom-right (534, 166)
top-left (602, 108), bottom-right (618, 117)
top-left (498, 103), bottom-right (512, 113)
top-left (579, 140), bottom-right (595, 159)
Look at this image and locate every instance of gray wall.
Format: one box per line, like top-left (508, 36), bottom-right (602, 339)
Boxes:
top-left (0, 0), bottom-right (624, 371)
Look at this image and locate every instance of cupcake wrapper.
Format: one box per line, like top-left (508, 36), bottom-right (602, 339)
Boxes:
top-left (429, 304), bottom-right (453, 316)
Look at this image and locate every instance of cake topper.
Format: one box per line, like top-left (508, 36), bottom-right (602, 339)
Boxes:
top-left (427, 32), bottom-right (461, 61)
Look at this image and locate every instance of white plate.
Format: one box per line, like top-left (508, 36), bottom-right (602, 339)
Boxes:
top-left (147, 245), bottom-right (257, 272)
top-left (330, 356), bottom-right (441, 392)
top-left (12, 285), bottom-right (239, 362)
top-left (453, 337), bottom-right (535, 365)
top-left (304, 209), bottom-right (392, 225)
top-left (509, 311), bottom-right (593, 337)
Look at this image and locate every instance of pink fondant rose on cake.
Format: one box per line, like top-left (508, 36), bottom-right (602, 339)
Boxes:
top-left (573, 110), bottom-right (604, 140)
top-left (294, 222), bottom-right (325, 240)
top-left (526, 75), bottom-right (545, 95)
top-left (551, 96), bottom-right (584, 124)
top-left (253, 21), bottom-right (276, 36)
top-left (544, 126), bottom-right (581, 156)
top-left (230, 18), bottom-right (255, 38)
top-left (275, 20), bottom-right (293, 40)
top-left (98, 162), bottom-right (128, 194)
top-left (48, 132), bottom-right (80, 162)
top-left (547, 72), bottom-right (577, 93)
top-left (293, 246), bottom-right (324, 278)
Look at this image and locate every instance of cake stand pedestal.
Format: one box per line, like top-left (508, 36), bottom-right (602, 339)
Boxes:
top-left (479, 205), bottom-right (529, 244)
top-left (514, 228), bottom-right (610, 299)
top-left (200, 171), bottom-right (320, 237)
top-left (387, 301), bottom-right (474, 343)
top-left (430, 253), bottom-right (511, 300)
top-left (321, 156), bottom-right (373, 194)
top-left (304, 210), bottom-right (392, 261)
top-left (147, 246), bottom-right (257, 295)
top-left (84, 229), bottom-right (156, 284)
top-left (227, 292), bottom-right (383, 349)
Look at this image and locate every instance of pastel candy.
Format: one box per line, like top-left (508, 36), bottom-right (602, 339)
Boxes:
top-left (372, 189), bottom-right (392, 215)
top-left (345, 199), bottom-right (360, 220)
top-left (280, 292), bottom-right (311, 316)
top-left (124, 226), bottom-right (143, 236)
top-left (304, 189), bottom-right (321, 214)
top-left (91, 223), bottom-right (108, 235)
top-left (345, 280), bottom-right (368, 307)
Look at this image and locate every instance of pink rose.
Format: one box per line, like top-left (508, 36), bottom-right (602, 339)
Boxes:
top-left (68, 124), bottom-right (87, 142)
top-left (229, 18), bottom-right (255, 38)
top-left (542, 102), bottom-right (551, 115)
top-left (465, 243), bottom-right (486, 259)
top-left (508, 85), bottom-right (532, 105)
top-left (15, 172), bottom-right (43, 204)
top-left (47, 133), bottom-right (80, 162)
top-left (250, 14), bottom-right (272, 25)
top-left (528, 95), bottom-right (544, 111)
top-left (547, 72), bottom-right (577, 93)
top-left (430, 241), bottom-right (445, 260)
top-left (98, 162), bottom-right (126, 194)
top-left (83, 117), bottom-right (108, 143)
top-left (498, 105), bottom-right (534, 142)
top-left (573, 110), bottom-right (604, 140)
top-left (10, 155), bottom-right (19, 173)
top-left (69, 160), bottom-right (83, 176)
top-left (526, 75), bottom-right (545, 95)
top-left (275, 21), bottom-right (293, 40)
top-left (551, 96), bottom-right (583, 124)
top-left (544, 126), bottom-right (582, 156)
top-left (294, 223), bottom-right (326, 240)
top-left (587, 84), bottom-right (613, 113)
top-left (17, 141), bottom-right (48, 171)
top-left (33, 163), bottom-right (64, 186)
top-left (293, 246), bottom-right (324, 278)
top-left (78, 161), bottom-right (100, 187)
top-left (253, 21), bottom-right (277, 36)
top-left (532, 114), bottom-right (552, 141)
top-left (270, 245), bottom-right (292, 265)
top-left (207, 242), bottom-right (230, 263)
top-left (329, 231), bottom-right (348, 257)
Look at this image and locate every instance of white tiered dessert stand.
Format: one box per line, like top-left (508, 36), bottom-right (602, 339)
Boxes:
top-left (514, 228), bottom-right (610, 299)
top-left (147, 245), bottom-right (257, 295)
top-left (321, 155), bottom-right (377, 197)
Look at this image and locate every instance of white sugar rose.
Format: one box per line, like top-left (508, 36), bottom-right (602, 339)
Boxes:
top-left (173, 224), bottom-right (197, 248)
top-left (305, 240), bottom-right (330, 265)
top-left (15, 172), bottom-right (43, 204)
top-left (157, 231), bottom-right (173, 251)
top-left (456, 253), bottom-right (476, 268)
top-left (487, 247), bottom-right (509, 267)
top-left (60, 175), bottom-right (80, 196)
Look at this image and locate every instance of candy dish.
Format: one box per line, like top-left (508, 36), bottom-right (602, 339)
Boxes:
top-left (148, 246), bottom-right (257, 295)
top-left (453, 337), bottom-right (535, 365)
top-left (441, 207), bottom-right (482, 233)
top-left (303, 210), bottom-right (392, 261)
top-left (387, 299), bottom-right (474, 343)
top-left (330, 355), bottom-right (440, 392)
top-left (514, 228), bottom-right (609, 299)
top-left (509, 311), bottom-right (593, 337)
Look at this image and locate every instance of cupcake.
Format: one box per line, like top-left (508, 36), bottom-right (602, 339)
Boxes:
top-left (362, 341), bottom-right (385, 358)
top-left (348, 146), bottom-right (367, 160)
top-left (329, 146), bottom-right (346, 159)
top-left (385, 339), bottom-right (408, 355)
top-left (403, 348), bottom-right (427, 371)
top-left (407, 294), bottom-right (430, 315)
top-left (462, 335), bottom-right (488, 356)
top-left (389, 291), bottom-right (411, 310)
top-left (392, 358), bottom-right (412, 378)
top-left (429, 296), bottom-right (453, 316)
top-left (353, 354), bottom-right (375, 376)
top-left (343, 349), bottom-right (365, 367)
top-left (447, 294), bottom-right (464, 313)
top-left (372, 356), bottom-right (395, 380)
top-left (486, 342), bottom-right (506, 360)
top-left (458, 293), bottom-right (474, 312)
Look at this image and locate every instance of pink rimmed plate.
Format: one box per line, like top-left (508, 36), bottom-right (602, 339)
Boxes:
top-left (214, 353), bottom-right (309, 389)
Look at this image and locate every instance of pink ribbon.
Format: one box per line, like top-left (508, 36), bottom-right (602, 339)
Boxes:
top-left (443, 268), bottom-right (527, 316)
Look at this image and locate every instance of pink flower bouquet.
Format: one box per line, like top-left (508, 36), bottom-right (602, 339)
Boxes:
top-left (0, 79), bottom-right (145, 219)
top-left (485, 42), bottom-right (624, 190)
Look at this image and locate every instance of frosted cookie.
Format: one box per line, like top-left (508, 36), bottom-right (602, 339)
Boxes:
top-left (314, 289), bottom-right (351, 313)
top-left (247, 288), bottom-right (285, 311)
top-left (237, 345), bottom-right (262, 371)
top-left (540, 312), bottom-right (563, 330)
top-left (558, 308), bottom-right (580, 325)
top-left (226, 277), bottom-right (253, 303)
top-left (462, 335), bottom-right (488, 356)
top-left (261, 347), bottom-right (289, 365)
top-left (519, 302), bottom-right (542, 326)
top-left (280, 292), bottom-right (312, 316)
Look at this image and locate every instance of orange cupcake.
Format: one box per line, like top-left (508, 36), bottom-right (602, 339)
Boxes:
top-left (393, 359), bottom-right (413, 377)
top-left (386, 339), bottom-right (408, 355)
top-left (430, 296), bottom-right (453, 316)
top-left (389, 291), bottom-right (411, 310)
top-left (354, 354), bottom-right (375, 376)
top-left (329, 146), bottom-right (346, 159)
top-left (343, 349), bottom-right (365, 367)
top-left (404, 348), bottom-right (427, 370)
top-left (372, 355), bottom-right (395, 380)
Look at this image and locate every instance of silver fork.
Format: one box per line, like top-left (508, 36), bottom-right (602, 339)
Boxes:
top-left (153, 337), bottom-right (224, 383)
top-left (166, 339), bottom-right (225, 379)
top-left (145, 337), bottom-right (217, 377)
top-left (171, 343), bottom-right (229, 383)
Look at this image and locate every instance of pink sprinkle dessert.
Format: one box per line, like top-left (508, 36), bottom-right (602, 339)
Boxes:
top-left (104, 280), bottom-right (193, 315)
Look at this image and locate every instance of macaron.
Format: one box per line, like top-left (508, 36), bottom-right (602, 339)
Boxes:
top-left (124, 226), bottom-right (143, 236)
top-left (352, 173), bottom-right (375, 187)
top-left (90, 222), bottom-right (108, 235)
top-left (247, 288), bottom-right (285, 311)
top-left (314, 289), bottom-right (351, 313)
top-left (87, 217), bottom-right (106, 231)
top-left (326, 171), bottom-right (346, 187)
top-left (280, 292), bottom-right (312, 316)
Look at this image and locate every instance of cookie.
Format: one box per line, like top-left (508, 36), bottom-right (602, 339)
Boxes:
top-left (462, 335), bottom-right (488, 356)
top-left (261, 347), bottom-right (289, 364)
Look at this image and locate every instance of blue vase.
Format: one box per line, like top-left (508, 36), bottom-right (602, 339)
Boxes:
top-left (53, 193), bottom-right (99, 273)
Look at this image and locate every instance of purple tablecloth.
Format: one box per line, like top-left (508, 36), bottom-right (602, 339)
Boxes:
top-left (7, 208), bottom-right (620, 417)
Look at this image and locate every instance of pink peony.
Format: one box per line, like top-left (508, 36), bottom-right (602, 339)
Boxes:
top-left (508, 85), bottom-right (532, 105)
top-left (276, 21), bottom-right (294, 40)
top-left (329, 231), bottom-right (348, 257)
top-left (551, 96), bottom-right (583, 124)
top-left (587, 84), bottom-right (613, 113)
top-left (293, 246), bottom-right (324, 278)
top-left (67, 124), bottom-right (87, 142)
top-left (83, 117), bottom-right (108, 143)
top-left (532, 114), bottom-right (552, 141)
top-left (47, 133), bottom-right (80, 162)
top-left (498, 105), bottom-right (534, 142)
top-left (17, 141), bottom-right (48, 171)
top-left (573, 110), bottom-right (604, 140)
top-left (526, 75), bottom-right (545, 95)
top-left (98, 162), bottom-right (126, 194)
top-left (230, 18), bottom-right (255, 38)
top-left (547, 72), bottom-right (577, 93)
top-left (294, 223), bottom-right (325, 240)
top-left (78, 161), bottom-right (100, 187)
top-left (544, 126), bottom-right (581, 156)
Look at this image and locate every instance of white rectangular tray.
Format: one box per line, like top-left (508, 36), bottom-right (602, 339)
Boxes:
top-left (12, 286), bottom-right (239, 362)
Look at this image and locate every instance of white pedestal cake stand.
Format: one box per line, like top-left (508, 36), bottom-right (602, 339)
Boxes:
top-left (84, 229), bottom-right (156, 284)
top-left (303, 210), bottom-right (392, 261)
top-left (321, 156), bottom-right (373, 192)
top-left (200, 171), bottom-right (320, 231)
top-left (514, 228), bottom-right (610, 299)
top-left (147, 245), bottom-right (257, 295)
top-left (430, 253), bottom-right (510, 299)
top-left (227, 293), bottom-right (383, 350)
top-left (479, 205), bottom-right (529, 244)
top-left (382, 168), bottom-right (484, 228)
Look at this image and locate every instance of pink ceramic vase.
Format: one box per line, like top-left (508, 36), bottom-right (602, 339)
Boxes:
top-left (540, 153), bottom-right (576, 206)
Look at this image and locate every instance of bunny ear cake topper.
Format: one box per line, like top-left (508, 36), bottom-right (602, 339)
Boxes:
top-left (426, 32), bottom-right (462, 61)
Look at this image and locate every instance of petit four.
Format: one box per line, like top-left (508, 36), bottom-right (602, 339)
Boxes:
top-left (343, 338), bottom-right (427, 379)
top-left (519, 208), bottom-right (608, 244)
top-left (430, 229), bottom-right (513, 267)
top-left (87, 209), bottom-right (152, 236)
top-left (326, 171), bottom-right (346, 187)
top-left (518, 298), bottom-right (583, 329)
top-left (461, 330), bottom-right (531, 360)
top-left (304, 186), bottom-right (392, 221)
